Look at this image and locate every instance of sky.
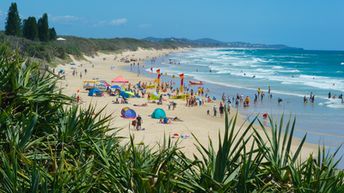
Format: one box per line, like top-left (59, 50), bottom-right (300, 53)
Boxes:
top-left (0, 0), bottom-right (343, 50)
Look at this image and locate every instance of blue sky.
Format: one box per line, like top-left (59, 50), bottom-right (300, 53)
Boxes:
top-left (0, 0), bottom-right (343, 50)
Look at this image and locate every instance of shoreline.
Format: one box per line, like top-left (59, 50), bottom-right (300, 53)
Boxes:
top-left (58, 47), bottom-right (317, 160)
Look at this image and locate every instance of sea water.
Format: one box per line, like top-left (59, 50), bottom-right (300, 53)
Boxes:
top-left (140, 48), bottom-right (344, 167)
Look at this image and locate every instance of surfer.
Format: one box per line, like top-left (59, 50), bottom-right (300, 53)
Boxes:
top-left (328, 92), bottom-right (331, 99)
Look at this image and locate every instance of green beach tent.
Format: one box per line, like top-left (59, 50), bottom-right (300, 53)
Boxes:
top-left (151, 108), bottom-right (166, 119)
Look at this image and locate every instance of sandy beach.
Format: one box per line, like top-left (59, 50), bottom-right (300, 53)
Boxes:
top-left (57, 48), bottom-right (317, 158)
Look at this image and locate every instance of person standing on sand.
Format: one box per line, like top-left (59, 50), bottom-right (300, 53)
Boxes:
top-left (136, 115), bottom-right (142, 130)
top-left (219, 102), bottom-right (224, 117)
top-left (213, 104), bottom-right (217, 117)
top-left (80, 72), bottom-right (82, 79)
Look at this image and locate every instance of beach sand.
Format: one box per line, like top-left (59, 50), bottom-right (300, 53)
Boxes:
top-left (58, 48), bottom-right (317, 159)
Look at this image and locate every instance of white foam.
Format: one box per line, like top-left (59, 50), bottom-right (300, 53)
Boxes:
top-left (322, 99), bottom-right (344, 109)
top-left (166, 48), bottom-right (344, 96)
top-left (272, 66), bottom-right (284, 69)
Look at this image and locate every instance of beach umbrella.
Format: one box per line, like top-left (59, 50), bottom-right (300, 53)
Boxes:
top-left (110, 85), bottom-right (121, 90)
top-left (151, 108), bottom-right (166, 119)
top-left (111, 76), bottom-right (129, 83)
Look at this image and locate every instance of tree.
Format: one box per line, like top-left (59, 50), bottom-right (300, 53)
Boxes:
top-left (49, 27), bottom-right (57, 40)
top-left (38, 13), bottom-right (49, 42)
top-left (23, 17), bottom-right (38, 40)
top-left (5, 3), bottom-right (21, 36)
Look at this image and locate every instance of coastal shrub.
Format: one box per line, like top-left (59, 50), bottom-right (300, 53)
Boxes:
top-left (0, 32), bottom-right (187, 63)
top-left (0, 44), bottom-right (343, 192)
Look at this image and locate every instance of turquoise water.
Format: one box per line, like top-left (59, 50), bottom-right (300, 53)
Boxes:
top-left (141, 48), bottom-right (344, 167)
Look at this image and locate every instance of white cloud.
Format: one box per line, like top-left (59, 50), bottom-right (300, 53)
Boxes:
top-left (51, 15), bottom-right (80, 23)
top-left (110, 18), bottom-right (127, 26)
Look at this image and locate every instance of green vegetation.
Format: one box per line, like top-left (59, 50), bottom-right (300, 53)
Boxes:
top-left (0, 44), bottom-right (343, 192)
top-left (4, 2), bottom-right (57, 42)
top-left (37, 13), bottom-right (50, 42)
top-left (5, 3), bottom-right (21, 36)
top-left (49, 27), bottom-right (57, 41)
top-left (0, 33), bottom-right (190, 63)
top-left (23, 16), bottom-right (38, 40)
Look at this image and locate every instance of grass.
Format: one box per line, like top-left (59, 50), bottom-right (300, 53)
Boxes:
top-left (0, 44), bottom-right (343, 192)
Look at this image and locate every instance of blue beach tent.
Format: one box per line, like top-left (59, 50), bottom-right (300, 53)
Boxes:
top-left (110, 85), bottom-right (121, 90)
top-left (121, 107), bottom-right (137, 119)
top-left (88, 88), bottom-right (102, 96)
top-left (151, 108), bottom-right (166, 119)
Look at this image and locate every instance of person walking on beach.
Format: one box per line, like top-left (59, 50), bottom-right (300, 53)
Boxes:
top-left (219, 102), bottom-right (224, 117)
top-left (213, 104), bottom-right (217, 117)
top-left (254, 94), bottom-right (258, 104)
top-left (137, 64), bottom-right (140, 76)
top-left (79, 72), bottom-right (82, 79)
top-left (261, 91), bottom-right (264, 101)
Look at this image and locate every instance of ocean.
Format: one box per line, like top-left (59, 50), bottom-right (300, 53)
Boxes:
top-left (139, 48), bottom-right (344, 167)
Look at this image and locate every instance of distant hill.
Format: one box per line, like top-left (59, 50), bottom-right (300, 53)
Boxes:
top-left (143, 37), bottom-right (302, 50)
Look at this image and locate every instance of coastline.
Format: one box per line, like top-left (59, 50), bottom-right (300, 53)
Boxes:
top-left (58, 47), bottom-right (317, 159)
